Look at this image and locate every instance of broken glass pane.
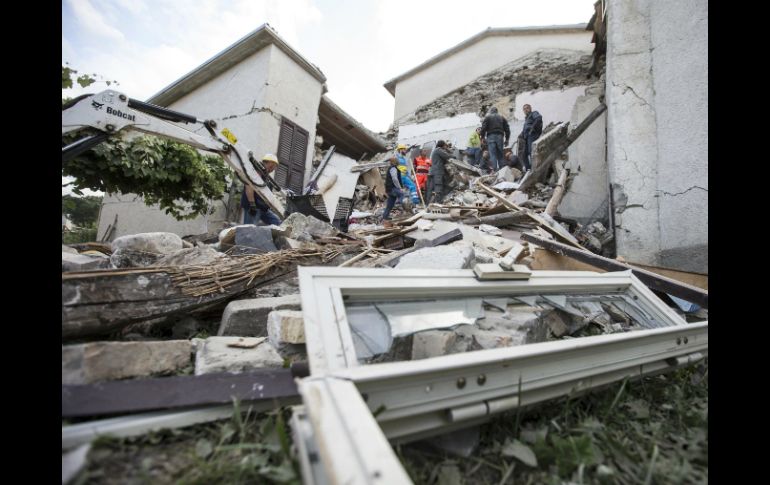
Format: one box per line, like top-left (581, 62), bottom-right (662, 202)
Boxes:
top-left (346, 298), bottom-right (484, 361)
top-left (344, 290), bottom-right (676, 364)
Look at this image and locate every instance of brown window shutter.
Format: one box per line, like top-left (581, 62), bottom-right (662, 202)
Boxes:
top-left (275, 118), bottom-right (309, 194)
top-left (275, 120), bottom-right (294, 189)
top-left (288, 125), bottom-right (309, 193)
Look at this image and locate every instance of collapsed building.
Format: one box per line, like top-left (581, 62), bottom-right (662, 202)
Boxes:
top-left (62, 1), bottom-right (707, 483)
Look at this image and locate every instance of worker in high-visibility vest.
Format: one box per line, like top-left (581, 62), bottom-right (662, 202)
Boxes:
top-left (413, 148), bottom-right (432, 192)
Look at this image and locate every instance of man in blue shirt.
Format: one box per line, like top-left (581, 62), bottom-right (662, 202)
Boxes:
top-left (241, 153), bottom-right (281, 226)
top-left (519, 104), bottom-right (543, 172)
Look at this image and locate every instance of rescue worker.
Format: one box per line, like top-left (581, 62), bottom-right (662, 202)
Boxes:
top-left (395, 144), bottom-right (410, 167)
top-left (241, 153), bottom-right (281, 225)
top-left (519, 104), bottom-right (543, 172)
top-left (382, 156), bottom-right (403, 221)
top-left (480, 106), bottom-right (510, 172)
top-left (413, 148), bottom-right (432, 192)
top-left (426, 140), bottom-right (453, 204)
top-left (398, 165), bottom-right (419, 205)
top-left (466, 127), bottom-right (483, 166)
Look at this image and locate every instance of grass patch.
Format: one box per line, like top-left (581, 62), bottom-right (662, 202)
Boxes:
top-left (78, 402), bottom-right (300, 485)
top-left (399, 361), bottom-right (708, 484)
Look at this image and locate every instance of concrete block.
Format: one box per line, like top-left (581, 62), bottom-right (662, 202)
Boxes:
top-left (235, 225), bottom-right (277, 252)
top-left (155, 246), bottom-right (226, 266)
top-left (194, 337), bottom-right (283, 375)
top-left (412, 331), bottom-right (457, 360)
top-left (62, 340), bottom-right (192, 385)
top-left (267, 310), bottom-right (306, 345)
top-left (218, 294), bottom-right (302, 337)
top-left (396, 246), bottom-right (474, 270)
top-left (62, 252), bottom-right (109, 272)
top-left (112, 232), bottom-right (183, 255)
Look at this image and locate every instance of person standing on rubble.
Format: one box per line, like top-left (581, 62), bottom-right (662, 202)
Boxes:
top-left (241, 153), bottom-right (281, 226)
top-left (426, 140), bottom-right (453, 204)
top-left (519, 104), bottom-right (543, 172)
top-left (480, 107), bottom-right (510, 173)
top-left (382, 156), bottom-right (404, 221)
top-left (466, 127), bottom-right (483, 166)
top-left (413, 148), bottom-right (432, 193)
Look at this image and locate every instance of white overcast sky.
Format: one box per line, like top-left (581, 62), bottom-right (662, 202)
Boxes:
top-left (62, 0), bottom-right (596, 135)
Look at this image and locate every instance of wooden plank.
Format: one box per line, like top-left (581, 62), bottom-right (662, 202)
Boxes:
top-left (62, 369), bottom-right (300, 418)
top-left (519, 102), bottom-right (607, 191)
top-left (476, 182), bottom-right (585, 250)
top-left (521, 233), bottom-right (708, 308)
top-left (620, 261), bottom-right (708, 291)
top-left (545, 163), bottom-right (569, 216)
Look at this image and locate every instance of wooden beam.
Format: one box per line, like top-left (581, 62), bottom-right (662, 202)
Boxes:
top-left (62, 368), bottom-right (301, 418)
top-left (519, 102), bottom-right (607, 191)
top-left (476, 182), bottom-right (585, 250)
top-left (545, 163), bottom-right (569, 216)
top-left (521, 233), bottom-right (708, 308)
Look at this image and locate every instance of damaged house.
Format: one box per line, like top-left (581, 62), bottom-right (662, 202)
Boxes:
top-left (62, 1), bottom-right (707, 483)
top-left (96, 23), bottom-right (386, 240)
top-left (385, 0), bottom-right (707, 278)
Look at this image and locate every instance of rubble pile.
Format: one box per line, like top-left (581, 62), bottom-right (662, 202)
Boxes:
top-left (397, 50), bottom-right (593, 125)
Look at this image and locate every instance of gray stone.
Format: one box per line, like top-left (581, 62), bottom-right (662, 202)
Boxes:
top-left (412, 331), bottom-right (457, 360)
top-left (279, 213), bottom-right (337, 241)
top-left (454, 325), bottom-right (526, 350)
top-left (112, 232), bottom-right (183, 255)
top-left (267, 310), bottom-right (306, 345)
top-left (62, 340), bottom-right (192, 385)
top-left (235, 225), bottom-right (278, 252)
top-left (194, 337), bottom-right (283, 375)
top-left (396, 246), bottom-right (474, 270)
top-left (109, 247), bottom-right (163, 268)
top-left (494, 166), bottom-right (521, 184)
top-left (62, 252), bottom-right (109, 272)
top-left (155, 246), bottom-right (227, 267)
top-left (510, 192), bottom-right (529, 206)
top-left (479, 307), bottom-right (552, 344)
top-left (62, 245), bottom-right (79, 254)
top-left (218, 294), bottom-right (302, 337)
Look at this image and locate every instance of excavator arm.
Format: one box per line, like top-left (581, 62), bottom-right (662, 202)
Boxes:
top-left (62, 89), bottom-right (286, 218)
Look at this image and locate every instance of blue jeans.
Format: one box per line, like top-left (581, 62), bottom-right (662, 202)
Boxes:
top-left (382, 188), bottom-right (403, 220)
top-left (486, 133), bottom-right (504, 171)
top-left (466, 147), bottom-right (482, 166)
top-left (244, 207), bottom-right (281, 226)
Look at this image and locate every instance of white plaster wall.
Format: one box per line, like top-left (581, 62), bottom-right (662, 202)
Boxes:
top-left (97, 44), bottom-right (324, 238)
top-left (560, 93), bottom-right (608, 222)
top-left (397, 112), bottom-right (481, 149)
top-left (511, 86), bottom-right (588, 140)
top-left (265, 46), bottom-right (325, 184)
top-left (606, 0), bottom-right (707, 273)
top-left (650, 0), bottom-right (708, 273)
top-left (606, 0), bottom-right (661, 265)
top-left (393, 31), bottom-right (592, 120)
top-left (97, 192), bottom-right (228, 240)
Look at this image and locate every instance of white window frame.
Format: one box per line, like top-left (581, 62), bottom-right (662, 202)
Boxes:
top-left (292, 267), bottom-right (707, 484)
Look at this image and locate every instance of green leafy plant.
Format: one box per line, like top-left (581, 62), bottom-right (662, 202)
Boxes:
top-left (62, 64), bottom-right (232, 220)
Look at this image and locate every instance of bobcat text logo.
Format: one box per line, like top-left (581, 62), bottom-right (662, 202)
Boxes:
top-left (91, 101), bottom-right (104, 110)
top-left (106, 106), bottom-right (136, 122)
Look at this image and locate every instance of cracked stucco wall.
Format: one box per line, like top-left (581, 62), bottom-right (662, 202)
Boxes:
top-left (650, 0), bottom-right (708, 273)
top-left (98, 44), bottom-right (324, 238)
top-left (560, 88), bottom-right (608, 223)
top-left (606, 0), bottom-right (707, 273)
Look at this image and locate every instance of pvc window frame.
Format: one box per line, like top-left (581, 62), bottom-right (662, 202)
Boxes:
top-left (298, 267), bottom-right (689, 376)
top-left (292, 267), bottom-right (707, 484)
